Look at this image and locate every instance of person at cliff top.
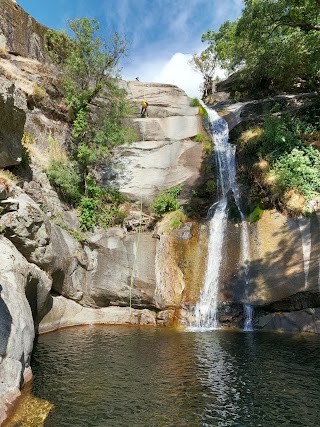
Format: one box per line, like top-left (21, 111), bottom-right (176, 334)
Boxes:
top-left (141, 100), bottom-right (148, 117)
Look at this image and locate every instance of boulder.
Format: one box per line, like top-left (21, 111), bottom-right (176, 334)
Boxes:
top-left (0, 236), bottom-right (51, 424)
top-left (38, 295), bottom-right (164, 333)
top-left (248, 210), bottom-right (320, 305)
top-left (0, 76), bottom-right (26, 167)
top-left (85, 229), bottom-right (157, 308)
top-left (255, 308), bottom-right (320, 334)
top-left (155, 220), bottom-right (208, 310)
top-left (0, 193), bottom-right (51, 266)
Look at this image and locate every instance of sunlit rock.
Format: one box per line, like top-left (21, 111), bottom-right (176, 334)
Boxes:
top-left (0, 76), bottom-right (26, 167)
top-left (0, 0), bottom-right (48, 61)
top-left (0, 236), bottom-right (51, 423)
top-left (103, 81), bottom-right (202, 206)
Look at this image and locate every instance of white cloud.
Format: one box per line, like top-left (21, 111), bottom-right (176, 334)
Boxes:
top-left (123, 52), bottom-right (227, 100)
top-left (153, 53), bottom-right (202, 98)
top-left (123, 53), bottom-right (202, 98)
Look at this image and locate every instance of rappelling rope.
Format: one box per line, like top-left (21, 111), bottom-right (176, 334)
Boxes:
top-left (129, 85), bottom-right (145, 312)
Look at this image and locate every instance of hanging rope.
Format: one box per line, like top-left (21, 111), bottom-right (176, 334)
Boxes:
top-left (129, 86), bottom-right (146, 312)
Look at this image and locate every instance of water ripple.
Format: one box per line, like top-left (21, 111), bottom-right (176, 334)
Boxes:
top-left (31, 327), bottom-right (320, 427)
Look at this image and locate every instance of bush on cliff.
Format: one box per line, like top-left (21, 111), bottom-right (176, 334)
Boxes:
top-left (46, 18), bottom-right (135, 230)
top-left (151, 185), bottom-right (183, 216)
top-left (236, 110), bottom-right (320, 216)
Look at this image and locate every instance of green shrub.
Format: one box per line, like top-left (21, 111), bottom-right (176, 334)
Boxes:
top-left (248, 205), bottom-right (264, 223)
top-left (94, 115), bottom-right (136, 149)
top-left (151, 185), bottom-right (183, 215)
top-left (236, 110), bottom-right (320, 216)
top-left (46, 160), bottom-right (82, 205)
top-left (72, 109), bottom-right (89, 139)
top-left (99, 207), bottom-right (127, 229)
top-left (205, 179), bottom-right (216, 194)
top-left (258, 115), bottom-right (302, 161)
top-left (194, 133), bottom-right (212, 154)
top-left (199, 104), bottom-right (208, 117)
top-left (79, 197), bottom-right (97, 231)
top-left (169, 210), bottom-right (186, 230)
top-left (158, 210), bottom-right (187, 233)
top-left (80, 177), bottom-right (127, 231)
top-left (269, 147), bottom-right (320, 199)
top-left (46, 29), bottom-right (75, 64)
top-left (190, 98), bottom-right (200, 107)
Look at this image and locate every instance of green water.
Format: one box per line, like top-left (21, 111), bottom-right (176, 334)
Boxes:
top-left (31, 326), bottom-right (320, 427)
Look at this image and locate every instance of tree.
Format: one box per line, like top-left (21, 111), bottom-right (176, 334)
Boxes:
top-left (47, 18), bottom-right (132, 177)
top-left (202, 0), bottom-right (320, 93)
top-left (48, 18), bottom-right (127, 113)
top-left (189, 47), bottom-right (218, 98)
top-left (46, 18), bottom-right (135, 230)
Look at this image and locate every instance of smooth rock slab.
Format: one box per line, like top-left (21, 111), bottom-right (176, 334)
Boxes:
top-left (39, 295), bottom-right (177, 334)
top-left (255, 308), bottom-right (320, 334)
top-left (104, 81), bottom-right (202, 206)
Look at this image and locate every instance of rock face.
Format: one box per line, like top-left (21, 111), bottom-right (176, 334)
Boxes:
top-left (0, 0), bottom-right (48, 61)
top-left (38, 295), bottom-right (177, 333)
top-left (209, 206), bottom-right (320, 331)
top-left (214, 93), bottom-right (318, 131)
top-left (0, 76), bottom-right (26, 167)
top-left (0, 188), bottom-right (203, 314)
top-left (250, 210), bottom-right (320, 304)
top-left (216, 209), bottom-right (319, 308)
top-left (0, 236), bottom-right (51, 424)
top-left (246, 210), bottom-right (320, 332)
top-left (103, 81), bottom-right (202, 206)
top-left (0, 1), bottom-right (320, 420)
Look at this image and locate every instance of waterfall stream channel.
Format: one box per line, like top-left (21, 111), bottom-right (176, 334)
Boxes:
top-left (8, 109), bottom-right (320, 427)
top-left (193, 107), bottom-right (253, 330)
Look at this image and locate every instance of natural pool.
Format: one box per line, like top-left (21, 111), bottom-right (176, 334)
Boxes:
top-left (28, 326), bottom-right (320, 427)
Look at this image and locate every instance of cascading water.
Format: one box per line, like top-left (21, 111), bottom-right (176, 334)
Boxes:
top-left (193, 107), bottom-right (253, 330)
top-left (298, 217), bottom-right (312, 288)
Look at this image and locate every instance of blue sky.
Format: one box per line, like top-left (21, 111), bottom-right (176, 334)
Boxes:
top-left (17, 0), bottom-right (244, 97)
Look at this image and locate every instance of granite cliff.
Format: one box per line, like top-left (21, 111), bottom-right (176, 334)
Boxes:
top-left (0, 0), bottom-right (319, 423)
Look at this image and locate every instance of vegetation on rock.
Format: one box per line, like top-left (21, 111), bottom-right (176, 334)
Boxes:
top-left (151, 185), bottom-right (183, 216)
top-left (46, 18), bottom-right (136, 230)
top-left (157, 210), bottom-right (187, 233)
top-left (0, 169), bottom-right (17, 189)
top-left (192, 0), bottom-right (320, 216)
top-left (199, 0), bottom-right (320, 95)
top-left (189, 47), bottom-right (218, 98)
top-left (235, 103), bottom-right (320, 215)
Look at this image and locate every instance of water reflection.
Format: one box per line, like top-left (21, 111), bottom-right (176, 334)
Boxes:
top-left (195, 333), bottom-right (250, 426)
top-left (29, 327), bottom-right (320, 427)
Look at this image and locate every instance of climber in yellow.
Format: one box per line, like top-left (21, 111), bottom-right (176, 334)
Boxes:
top-left (141, 100), bottom-right (148, 117)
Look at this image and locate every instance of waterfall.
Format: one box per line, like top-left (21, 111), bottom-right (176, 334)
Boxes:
top-left (243, 304), bottom-right (253, 332)
top-left (193, 107), bottom-right (253, 330)
top-left (298, 217), bottom-right (311, 288)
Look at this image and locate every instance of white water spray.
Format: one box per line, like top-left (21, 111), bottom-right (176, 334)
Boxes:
top-left (193, 107), bottom-right (253, 330)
